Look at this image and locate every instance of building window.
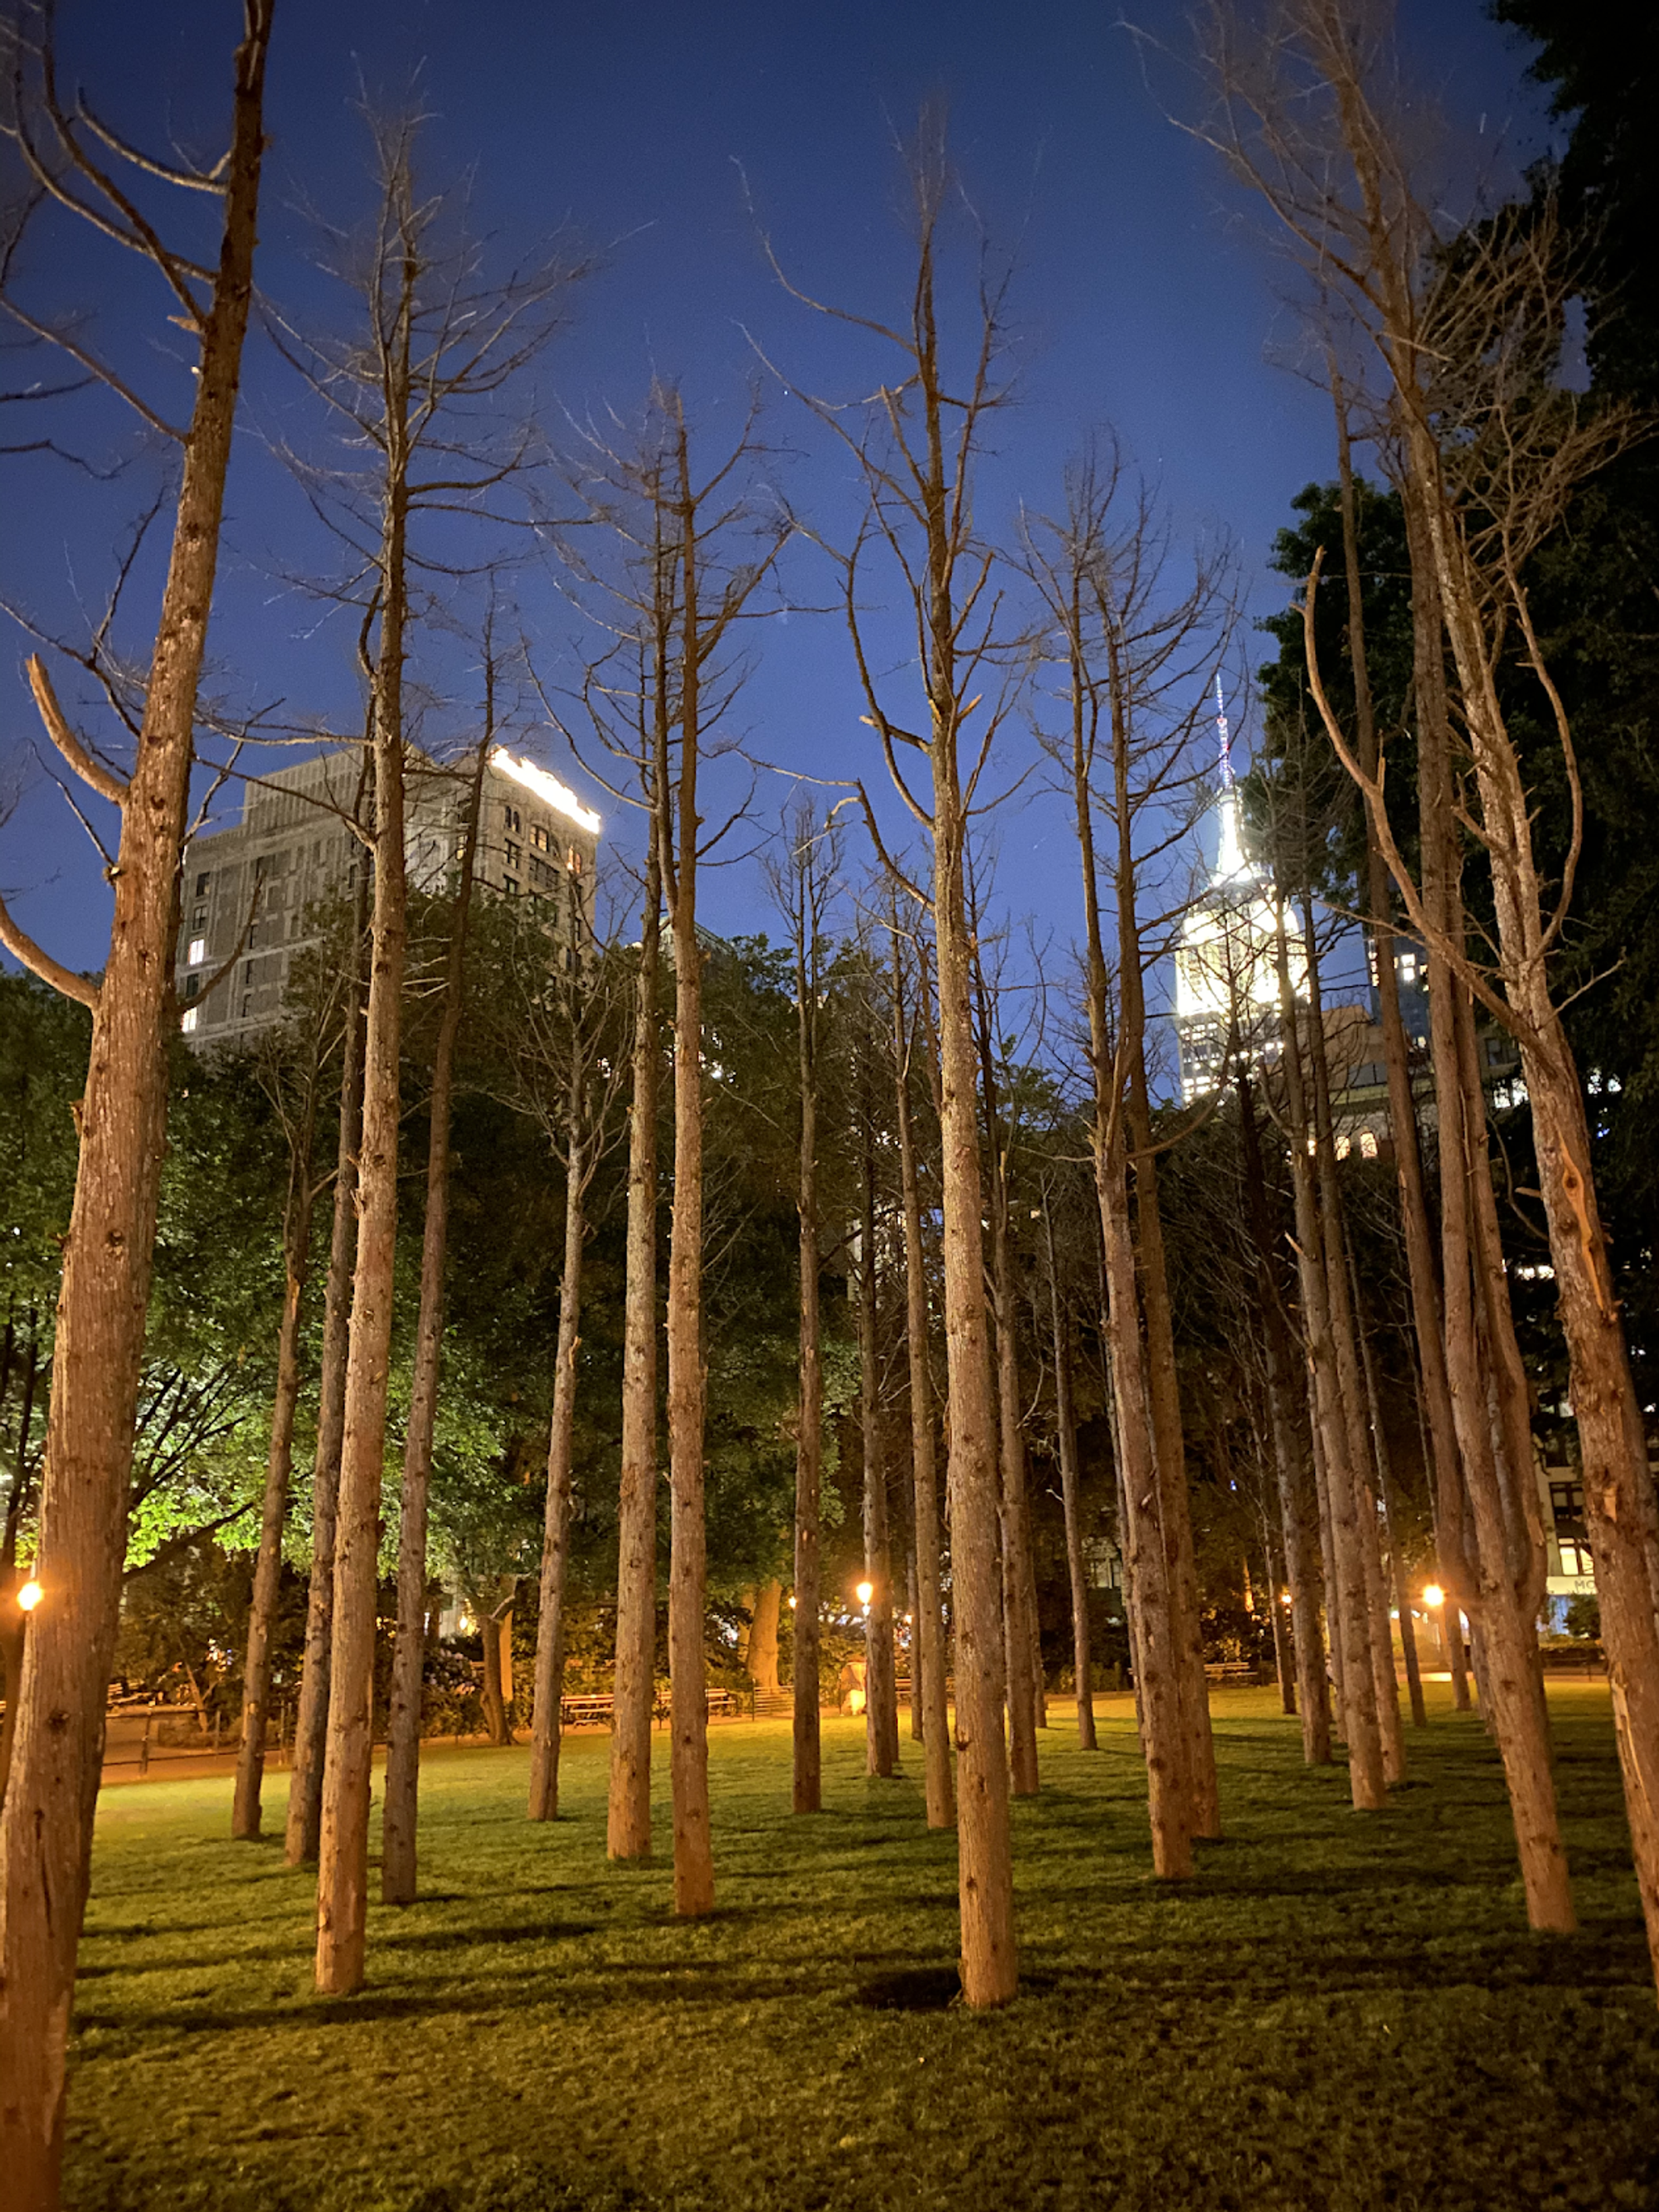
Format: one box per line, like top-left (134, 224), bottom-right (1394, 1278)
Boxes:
top-left (195, 872), bottom-right (210, 897)
top-left (183, 974), bottom-right (201, 1002)
top-left (187, 936), bottom-right (207, 965)
top-left (504, 803), bottom-right (521, 834)
top-left (505, 839), bottom-right (522, 869)
top-left (1334, 1133), bottom-right (1350, 1160)
top-left (567, 846), bottom-right (584, 877)
top-left (531, 823), bottom-right (549, 851)
top-left (1558, 1540), bottom-right (1593, 1578)
top-left (504, 876), bottom-right (519, 897)
top-left (181, 1007), bottom-right (199, 1033)
top-left (1358, 1130), bottom-right (1379, 1159)
top-left (191, 905), bottom-right (207, 932)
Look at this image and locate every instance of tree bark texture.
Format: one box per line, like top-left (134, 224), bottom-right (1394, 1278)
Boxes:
top-left (383, 740), bottom-right (489, 1899)
top-left (790, 888), bottom-right (825, 1815)
top-left (314, 352), bottom-right (414, 1996)
top-left (1042, 1196), bottom-right (1096, 1753)
top-left (894, 973), bottom-right (955, 1822)
top-left (858, 1134), bottom-right (900, 1779)
top-left (607, 860), bottom-right (660, 1859)
top-left (0, 22), bottom-right (272, 2198)
top-left (231, 1108), bottom-right (318, 1840)
top-left (1237, 1069), bottom-right (1331, 1764)
top-left (528, 1099), bottom-right (588, 1821)
top-left (1276, 921), bottom-right (1384, 1807)
top-left (664, 422), bottom-right (713, 1919)
top-left (286, 883), bottom-right (369, 1866)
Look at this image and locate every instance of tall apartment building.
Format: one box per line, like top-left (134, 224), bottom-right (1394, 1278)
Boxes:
top-left (176, 741), bottom-right (601, 1049)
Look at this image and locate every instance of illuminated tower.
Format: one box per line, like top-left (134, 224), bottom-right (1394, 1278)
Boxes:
top-left (1173, 679), bottom-right (1298, 1100)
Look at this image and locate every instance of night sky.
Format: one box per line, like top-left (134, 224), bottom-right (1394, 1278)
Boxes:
top-left (0, 0), bottom-right (1554, 990)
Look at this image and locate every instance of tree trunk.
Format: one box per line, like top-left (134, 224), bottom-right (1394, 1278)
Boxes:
top-left (1302, 912), bottom-right (1406, 1789)
top-left (791, 895), bottom-right (824, 1816)
top-left (528, 1125), bottom-right (587, 1821)
top-left (1112, 693), bottom-right (1216, 1844)
top-left (1352, 1281), bottom-right (1428, 1733)
top-left (987, 1173), bottom-right (1039, 1799)
top-left (893, 961), bottom-right (954, 1823)
top-left (1065, 642), bottom-right (1189, 1870)
top-left (1276, 915), bottom-right (1384, 1807)
top-left (1097, 1119), bottom-right (1194, 1874)
top-left (231, 1108), bottom-right (318, 1840)
top-left (858, 1130), bottom-right (900, 1779)
top-left (529, 848), bottom-right (596, 1826)
top-left (1042, 1195), bottom-right (1096, 1753)
top-left (478, 1602), bottom-right (510, 1746)
top-left (286, 872), bottom-right (370, 1866)
top-left (0, 24), bottom-right (271, 2197)
top-left (314, 319), bottom-right (415, 1997)
top-left (1237, 1068), bottom-right (1331, 1763)
top-left (931, 787), bottom-right (1018, 1992)
top-left (607, 856), bottom-right (660, 1859)
top-left (664, 420), bottom-right (713, 1921)
top-left (1407, 510), bottom-right (1574, 1933)
top-left (748, 1582), bottom-right (781, 1698)
top-left (1333, 383), bottom-right (1473, 1705)
top-left (383, 738), bottom-right (489, 1900)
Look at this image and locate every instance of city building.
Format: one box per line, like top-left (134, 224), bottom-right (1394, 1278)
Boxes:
top-left (176, 741), bottom-right (601, 1049)
top-left (1174, 682), bottom-right (1305, 1100)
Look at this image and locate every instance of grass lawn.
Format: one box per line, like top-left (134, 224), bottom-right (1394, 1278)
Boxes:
top-left (66, 1684), bottom-right (1658, 2212)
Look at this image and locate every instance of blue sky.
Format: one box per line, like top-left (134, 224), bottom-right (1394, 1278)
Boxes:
top-left (0, 0), bottom-right (1555, 989)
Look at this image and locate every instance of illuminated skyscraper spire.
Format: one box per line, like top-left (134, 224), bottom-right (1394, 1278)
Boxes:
top-left (1213, 672), bottom-right (1250, 883)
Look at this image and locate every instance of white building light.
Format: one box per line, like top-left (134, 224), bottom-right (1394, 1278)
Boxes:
top-left (187, 937), bottom-right (207, 965)
top-left (181, 1007), bottom-right (199, 1033)
top-left (489, 747), bottom-right (601, 836)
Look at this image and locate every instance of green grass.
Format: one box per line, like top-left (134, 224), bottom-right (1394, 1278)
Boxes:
top-left (67, 1685), bottom-right (1659, 2212)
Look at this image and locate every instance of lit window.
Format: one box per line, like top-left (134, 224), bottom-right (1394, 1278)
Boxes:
top-left (1359, 1130), bottom-right (1379, 1159)
top-left (505, 839), bottom-right (522, 868)
top-left (187, 937), bottom-right (207, 965)
top-left (181, 1007), bottom-right (199, 1033)
top-left (1334, 1134), bottom-right (1351, 1160)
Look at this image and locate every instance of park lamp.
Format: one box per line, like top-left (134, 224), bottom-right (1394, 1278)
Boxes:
top-left (856, 1580), bottom-right (873, 1611)
top-left (1422, 1583), bottom-right (1445, 1610)
top-left (17, 1578), bottom-right (44, 1614)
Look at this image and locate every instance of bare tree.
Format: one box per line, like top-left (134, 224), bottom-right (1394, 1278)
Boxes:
top-left (279, 110), bottom-right (578, 1996)
top-left (381, 718), bottom-right (492, 1901)
top-left (0, 13), bottom-right (274, 2196)
top-left (1018, 449), bottom-right (1233, 1861)
top-left (285, 804), bottom-right (370, 1865)
top-left (519, 871), bottom-right (628, 1824)
top-left (890, 918), bottom-right (956, 1821)
top-left (767, 805), bottom-right (843, 1814)
top-left (761, 110), bottom-right (1022, 2000)
top-left (231, 993), bottom-right (333, 1840)
top-left (1198, 0), bottom-right (1605, 1942)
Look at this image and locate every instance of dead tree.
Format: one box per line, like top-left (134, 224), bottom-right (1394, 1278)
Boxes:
top-left (381, 722), bottom-right (492, 1900)
top-left (0, 14), bottom-right (274, 2198)
top-left (761, 110), bottom-right (1023, 1999)
top-left (890, 921), bottom-right (956, 1821)
top-left (280, 111), bottom-right (577, 1996)
top-left (768, 806), bottom-right (842, 1815)
top-left (231, 999), bottom-right (333, 1840)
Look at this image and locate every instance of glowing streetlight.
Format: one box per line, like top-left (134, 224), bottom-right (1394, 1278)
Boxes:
top-left (856, 1580), bottom-right (873, 1610)
top-left (787, 1594), bottom-right (797, 1612)
top-left (1422, 1583), bottom-right (1445, 1610)
top-left (1278, 1590), bottom-right (1292, 1608)
top-left (17, 1579), bottom-right (44, 1613)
